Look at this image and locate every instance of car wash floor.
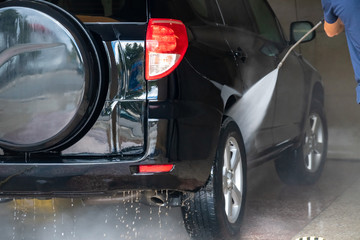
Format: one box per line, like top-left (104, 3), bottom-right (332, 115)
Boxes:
top-left (0, 158), bottom-right (359, 240)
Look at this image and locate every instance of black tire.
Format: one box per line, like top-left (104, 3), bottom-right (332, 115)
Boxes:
top-left (181, 119), bottom-right (247, 240)
top-left (275, 100), bottom-right (328, 185)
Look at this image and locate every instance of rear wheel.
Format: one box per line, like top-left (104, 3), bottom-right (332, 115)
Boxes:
top-left (275, 100), bottom-right (328, 185)
top-left (182, 119), bottom-right (247, 240)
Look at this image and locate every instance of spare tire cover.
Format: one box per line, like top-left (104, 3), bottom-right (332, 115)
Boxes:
top-left (0, 1), bottom-right (105, 152)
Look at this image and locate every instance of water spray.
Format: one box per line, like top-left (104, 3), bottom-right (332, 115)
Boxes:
top-left (228, 20), bottom-right (323, 150)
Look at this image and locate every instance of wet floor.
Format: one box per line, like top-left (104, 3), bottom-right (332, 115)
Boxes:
top-left (242, 158), bottom-right (360, 240)
top-left (1, 158), bottom-right (359, 240)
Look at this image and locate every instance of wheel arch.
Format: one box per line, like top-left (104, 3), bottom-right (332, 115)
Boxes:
top-left (311, 81), bottom-right (325, 106)
top-left (224, 95), bottom-right (238, 112)
top-left (222, 93), bottom-right (241, 124)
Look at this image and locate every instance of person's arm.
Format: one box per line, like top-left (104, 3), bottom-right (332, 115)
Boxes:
top-left (324, 18), bottom-right (344, 37)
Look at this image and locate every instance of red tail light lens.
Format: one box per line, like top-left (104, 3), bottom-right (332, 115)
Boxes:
top-left (139, 164), bottom-right (174, 173)
top-left (146, 18), bottom-right (188, 80)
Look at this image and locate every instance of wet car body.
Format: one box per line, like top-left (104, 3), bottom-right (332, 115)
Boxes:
top-left (0, 0), bottom-right (323, 194)
top-left (0, 0), bottom-right (327, 238)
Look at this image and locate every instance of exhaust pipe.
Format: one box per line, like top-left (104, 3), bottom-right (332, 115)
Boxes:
top-left (146, 192), bottom-right (167, 206)
top-left (144, 190), bottom-right (182, 207)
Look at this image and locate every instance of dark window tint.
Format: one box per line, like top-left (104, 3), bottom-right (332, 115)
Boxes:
top-left (47, 0), bottom-right (146, 22)
top-left (150, 0), bottom-right (222, 25)
top-left (216, 0), bottom-right (253, 31)
top-left (187, 0), bottom-right (222, 24)
top-left (247, 0), bottom-right (283, 43)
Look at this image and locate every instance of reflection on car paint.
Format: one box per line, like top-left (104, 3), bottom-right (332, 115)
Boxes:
top-left (64, 41), bottom-right (146, 156)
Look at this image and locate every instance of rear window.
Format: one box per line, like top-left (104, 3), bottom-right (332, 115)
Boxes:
top-left (47, 0), bottom-right (147, 22)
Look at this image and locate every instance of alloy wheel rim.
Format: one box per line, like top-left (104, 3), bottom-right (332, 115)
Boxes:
top-left (304, 113), bottom-right (324, 173)
top-left (222, 136), bottom-right (243, 223)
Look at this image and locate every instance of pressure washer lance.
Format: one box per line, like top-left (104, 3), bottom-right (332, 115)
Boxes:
top-left (278, 19), bottom-right (324, 69)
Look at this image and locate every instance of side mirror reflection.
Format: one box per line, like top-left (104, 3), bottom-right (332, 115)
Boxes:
top-left (290, 21), bottom-right (316, 44)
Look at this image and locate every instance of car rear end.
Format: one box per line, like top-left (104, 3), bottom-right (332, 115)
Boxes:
top-left (0, 0), bottom-right (220, 198)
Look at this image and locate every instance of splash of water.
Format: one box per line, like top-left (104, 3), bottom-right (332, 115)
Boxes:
top-left (4, 193), bottom-right (188, 240)
top-left (228, 69), bottom-right (279, 150)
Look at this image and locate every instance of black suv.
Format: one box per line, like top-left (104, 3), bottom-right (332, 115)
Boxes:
top-left (0, 0), bottom-right (327, 239)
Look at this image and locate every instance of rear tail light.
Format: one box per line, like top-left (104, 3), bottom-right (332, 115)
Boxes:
top-left (145, 18), bottom-right (188, 80)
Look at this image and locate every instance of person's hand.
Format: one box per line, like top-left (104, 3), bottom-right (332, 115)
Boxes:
top-left (324, 18), bottom-right (344, 37)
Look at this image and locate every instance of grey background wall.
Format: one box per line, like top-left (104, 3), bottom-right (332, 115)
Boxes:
top-left (268, 0), bottom-right (359, 159)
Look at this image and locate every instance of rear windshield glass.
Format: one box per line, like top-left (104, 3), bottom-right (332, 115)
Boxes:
top-left (48, 0), bottom-right (147, 22)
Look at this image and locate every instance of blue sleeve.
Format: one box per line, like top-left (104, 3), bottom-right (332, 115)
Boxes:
top-left (321, 0), bottom-right (338, 23)
top-left (356, 85), bottom-right (360, 104)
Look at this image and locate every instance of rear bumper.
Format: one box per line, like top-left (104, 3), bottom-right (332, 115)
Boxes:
top-left (0, 157), bottom-right (211, 198)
